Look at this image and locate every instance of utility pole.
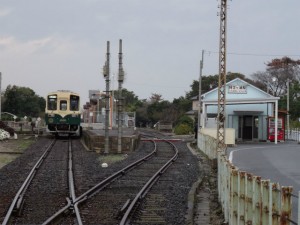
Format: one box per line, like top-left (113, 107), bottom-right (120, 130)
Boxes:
top-left (198, 50), bottom-right (204, 128)
top-left (0, 72), bottom-right (2, 121)
top-left (117, 39), bottom-right (125, 153)
top-left (103, 41), bottom-right (110, 154)
top-left (287, 79), bottom-right (290, 139)
top-left (217, 0), bottom-right (227, 151)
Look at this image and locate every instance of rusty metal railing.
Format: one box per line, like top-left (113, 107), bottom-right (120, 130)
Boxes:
top-left (218, 151), bottom-right (294, 225)
top-left (198, 132), bottom-right (296, 225)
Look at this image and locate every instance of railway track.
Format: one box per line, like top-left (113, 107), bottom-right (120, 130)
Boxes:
top-left (0, 131), bottom-right (201, 225)
top-left (1, 138), bottom-right (72, 224)
top-left (41, 135), bottom-right (178, 224)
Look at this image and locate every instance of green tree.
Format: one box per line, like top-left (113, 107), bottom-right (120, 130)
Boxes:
top-left (279, 80), bottom-right (300, 121)
top-left (3, 85), bottom-right (45, 118)
top-left (147, 100), bottom-right (171, 124)
top-left (113, 88), bottom-right (141, 112)
top-left (186, 72), bottom-right (255, 99)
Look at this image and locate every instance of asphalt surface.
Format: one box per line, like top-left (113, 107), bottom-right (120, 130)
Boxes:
top-left (227, 140), bottom-right (300, 221)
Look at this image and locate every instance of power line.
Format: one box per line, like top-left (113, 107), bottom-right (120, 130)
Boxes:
top-left (205, 50), bottom-right (300, 57)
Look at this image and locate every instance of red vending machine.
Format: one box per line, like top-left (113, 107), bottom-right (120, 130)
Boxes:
top-left (268, 117), bottom-right (285, 142)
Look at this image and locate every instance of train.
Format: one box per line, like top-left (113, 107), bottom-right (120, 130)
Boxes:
top-left (45, 90), bottom-right (82, 136)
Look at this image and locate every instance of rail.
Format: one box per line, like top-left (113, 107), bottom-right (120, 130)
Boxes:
top-left (119, 139), bottom-right (179, 225)
top-left (1, 139), bottom-right (56, 225)
top-left (42, 138), bottom-right (82, 225)
top-left (42, 138), bottom-right (158, 224)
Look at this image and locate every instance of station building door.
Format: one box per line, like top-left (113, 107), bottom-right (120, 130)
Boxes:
top-left (238, 115), bottom-right (259, 141)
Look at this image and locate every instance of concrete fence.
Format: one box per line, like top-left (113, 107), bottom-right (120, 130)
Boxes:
top-left (198, 132), bottom-right (295, 225)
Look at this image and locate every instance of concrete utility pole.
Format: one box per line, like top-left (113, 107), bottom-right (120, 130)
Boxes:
top-left (117, 39), bottom-right (125, 153)
top-left (198, 50), bottom-right (204, 128)
top-left (217, 0), bottom-right (227, 151)
top-left (103, 41), bottom-right (110, 154)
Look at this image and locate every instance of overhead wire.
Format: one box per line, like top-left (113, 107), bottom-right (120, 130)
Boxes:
top-left (204, 50), bottom-right (300, 57)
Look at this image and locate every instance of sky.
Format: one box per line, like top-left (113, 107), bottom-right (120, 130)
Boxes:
top-left (1, 0), bottom-right (300, 106)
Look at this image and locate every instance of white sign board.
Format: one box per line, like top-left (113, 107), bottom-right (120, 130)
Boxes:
top-left (228, 85), bottom-right (247, 94)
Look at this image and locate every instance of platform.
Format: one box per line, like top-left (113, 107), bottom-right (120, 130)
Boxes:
top-left (82, 128), bottom-right (140, 154)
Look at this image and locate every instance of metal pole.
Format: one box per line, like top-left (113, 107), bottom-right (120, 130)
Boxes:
top-left (112, 74), bottom-right (115, 127)
top-left (104, 41), bottom-right (110, 154)
top-left (117, 39), bottom-right (124, 153)
top-left (217, 0), bottom-right (227, 151)
top-left (0, 72), bottom-right (2, 121)
top-left (198, 50), bottom-right (204, 128)
top-left (275, 100), bottom-right (278, 144)
top-left (287, 80), bottom-right (290, 140)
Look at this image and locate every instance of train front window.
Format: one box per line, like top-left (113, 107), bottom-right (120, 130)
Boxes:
top-left (47, 95), bottom-right (57, 110)
top-left (70, 95), bottom-right (79, 111)
top-left (60, 100), bottom-right (67, 111)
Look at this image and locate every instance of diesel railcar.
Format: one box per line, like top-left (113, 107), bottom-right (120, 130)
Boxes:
top-left (45, 91), bottom-right (82, 136)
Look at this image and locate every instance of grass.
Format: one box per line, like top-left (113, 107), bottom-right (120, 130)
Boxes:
top-left (16, 139), bottom-right (35, 151)
top-left (0, 137), bottom-right (35, 169)
top-left (98, 154), bottom-right (127, 165)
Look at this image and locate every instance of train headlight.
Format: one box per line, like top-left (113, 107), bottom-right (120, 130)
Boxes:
top-left (48, 118), bottom-right (54, 123)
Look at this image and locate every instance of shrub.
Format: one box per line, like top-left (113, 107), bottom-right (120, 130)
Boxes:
top-left (0, 121), bottom-right (15, 136)
top-left (176, 115), bottom-right (194, 128)
top-left (174, 115), bottom-right (195, 135)
top-left (174, 123), bottom-right (193, 135)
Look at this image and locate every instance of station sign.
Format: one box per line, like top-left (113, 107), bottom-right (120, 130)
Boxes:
top-left (228, 85), bottom-right (247, 94)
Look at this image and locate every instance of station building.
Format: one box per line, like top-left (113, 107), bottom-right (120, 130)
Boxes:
top-left (193, 78), bottom-right (282, 143)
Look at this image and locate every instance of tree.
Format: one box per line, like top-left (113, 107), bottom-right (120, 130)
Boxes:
top-left (185, 72), bottom-right (255, 99)
top-left (252, 57), bottom-right (300, 97)
top-left (113, 88), bottom-right (141, 112)
top-left (2, 85), bottom-right (45, 118)
top-left (279, 80), bottom-right (300, 121)
top-left (149, 93), bottom-right (163, 103)
top-left (147, 100), bottom-right (171, 124)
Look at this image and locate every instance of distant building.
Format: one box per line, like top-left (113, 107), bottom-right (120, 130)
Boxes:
top-left (83, 90), bottom-right (136, 128)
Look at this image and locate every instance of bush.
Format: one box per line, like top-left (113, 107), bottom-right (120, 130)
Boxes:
top-left (174, 123), bottom-right (193, 135)
top-left (290, 120), bottom-right (300, 128)
top-left (174, 115), bottom-right (194, 135)
top-left (0, 121), bottom-right (15, 136)
top-left (176, 115), bottom-right (194, 128)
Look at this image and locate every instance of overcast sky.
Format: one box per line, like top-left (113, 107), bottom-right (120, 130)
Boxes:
top-left (1, 0), bottom-right (300, 105)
